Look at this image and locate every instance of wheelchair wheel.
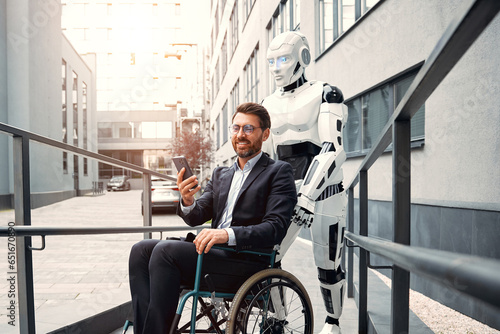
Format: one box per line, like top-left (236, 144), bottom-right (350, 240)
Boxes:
top-left (227, 268), bottom-right (313, 334)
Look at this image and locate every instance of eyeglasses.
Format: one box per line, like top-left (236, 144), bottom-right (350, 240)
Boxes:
top-left (229, 124), bottom-right (262, 135)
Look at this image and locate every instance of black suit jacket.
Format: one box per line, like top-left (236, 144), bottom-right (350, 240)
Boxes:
top-left (178, 154), bottom-right (297, 251)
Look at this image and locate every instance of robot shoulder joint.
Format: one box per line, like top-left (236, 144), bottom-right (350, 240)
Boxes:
top-left (323, 84), bottom-right (344, 104)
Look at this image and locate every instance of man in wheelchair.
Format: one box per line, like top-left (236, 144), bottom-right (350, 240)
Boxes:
top-left (128, 102), bottom-right (297, 334)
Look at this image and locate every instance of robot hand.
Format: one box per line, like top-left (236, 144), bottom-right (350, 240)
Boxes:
top-left (292, 196), bottom-right (316, 228)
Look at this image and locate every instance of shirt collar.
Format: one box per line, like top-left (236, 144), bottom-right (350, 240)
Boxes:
top-left (233, 151), bottom-right (263, 173)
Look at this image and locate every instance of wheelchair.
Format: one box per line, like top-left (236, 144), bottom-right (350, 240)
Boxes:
top-left (123, 245), bottom-right (314, 334)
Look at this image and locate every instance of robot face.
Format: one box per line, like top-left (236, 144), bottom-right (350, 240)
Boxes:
top-left (267, 50), bottom-right (299, 87)
top-left (267, 31), bottom-right (309, 88)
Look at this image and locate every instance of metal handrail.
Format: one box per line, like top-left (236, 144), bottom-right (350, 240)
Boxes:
top-left (0, 226), bottom-right (202, 237)
top-left (0, 121), bottom-right (176, 181)
top-left (343, 0), bottom-right (500, 333)
top-left (345, 232), bottom-right (500, 310)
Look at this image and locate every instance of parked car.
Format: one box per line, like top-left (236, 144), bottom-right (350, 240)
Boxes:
top-left (106, 175), bottom-right (131, 191)
top-left (142, 176), bottom-right (180, 214)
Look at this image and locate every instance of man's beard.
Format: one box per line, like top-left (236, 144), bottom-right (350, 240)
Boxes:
top-left (237, 147), bottom-right (257, 158)
top-left (233, 136), bottom-right (263, 158)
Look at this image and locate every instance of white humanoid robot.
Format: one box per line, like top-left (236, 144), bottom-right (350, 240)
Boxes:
top-left (262, 31), bottom-right (348, 334)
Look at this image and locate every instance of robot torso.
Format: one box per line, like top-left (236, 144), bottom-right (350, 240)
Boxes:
top-left (263, 81), bottom-right (324, 149)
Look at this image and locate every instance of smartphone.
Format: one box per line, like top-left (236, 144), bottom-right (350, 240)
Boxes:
top-left (172, 156), bottom-right (194, 181)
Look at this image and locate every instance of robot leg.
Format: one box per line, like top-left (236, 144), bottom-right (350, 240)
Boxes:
top-left (311, 192), bottom-right (347, 332)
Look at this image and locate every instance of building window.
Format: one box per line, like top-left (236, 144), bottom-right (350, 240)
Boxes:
top-left (98, 123), bottom-right (112, 138)
top-left (84, 158), bottom-right (88, 176)
top-left (215, 115), bottom-right (220, 149)
top-left (62, 59), bottom-right (68, 174)
top-left (344, 70), bottom-right (425, 155)
top-left (214, 4), bottom-right (219, 38)
top-left (269, 0), bottom-right (300, 38)
top-left (214, 58), bottom-right (220, 98)
top-left (82, 82), bottom-right (88, 150)
top-left (222, 101), bottom-right (228, 145)
top-left (244, 47), bottom-right (259, 103)
top-left (221, 34), bottom-right (228, 80)
top-left (230, 80), bottom-right (240, 118)
top-left (72, 71), bottom-right (78, 147)
top-left (229, 1), bottom-right (239, 57)
top-left (243, 0), bottom-right (256, 22)
top-left (318, 0), bottom-right (380, 53)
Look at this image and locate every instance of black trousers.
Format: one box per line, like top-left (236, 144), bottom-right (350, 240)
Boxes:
top-left (128, 239), bottom-right (268, 334)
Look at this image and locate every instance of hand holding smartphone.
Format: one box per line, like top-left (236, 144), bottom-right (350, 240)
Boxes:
top-left (173, 156), bottom-right (198, 192)
top-left (173, 156), bottom-right (194, 181)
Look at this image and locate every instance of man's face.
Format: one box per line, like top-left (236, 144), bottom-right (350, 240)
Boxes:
top-left (231, 112), bottom-right (269, 159)
top-left (267, 46), bottom-right (297, 87)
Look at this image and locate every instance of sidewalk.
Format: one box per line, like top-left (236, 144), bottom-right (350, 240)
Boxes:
top-left (0, 190), bottom-right (358, 333)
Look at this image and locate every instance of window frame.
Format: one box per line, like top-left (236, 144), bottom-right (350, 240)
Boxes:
top-left (344, 63), bottom-right (425, 158)
top-left (317, 0), bottom-right (383, 56)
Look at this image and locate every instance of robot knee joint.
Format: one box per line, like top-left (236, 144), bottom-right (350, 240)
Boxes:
top-left (318, 267), bottom-right (345, 285)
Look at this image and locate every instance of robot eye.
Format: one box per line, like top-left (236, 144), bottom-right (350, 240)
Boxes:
top-left (268, 59), bottom-right (275, 66)
top-left (280, 56), bottom-right (288, 63)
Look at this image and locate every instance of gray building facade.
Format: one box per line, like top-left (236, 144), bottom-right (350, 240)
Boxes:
top-left (0, 0), bottom-right (98, 209)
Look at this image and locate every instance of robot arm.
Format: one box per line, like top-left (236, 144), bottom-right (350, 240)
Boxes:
top-left (293, 85), bottom-right (348, 227)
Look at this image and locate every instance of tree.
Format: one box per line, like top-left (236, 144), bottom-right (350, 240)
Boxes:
top-left (172, 130), bottom-right (213, 175)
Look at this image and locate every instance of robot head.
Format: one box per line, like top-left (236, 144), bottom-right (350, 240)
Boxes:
top-left (267, 31), bottom-right (311, 88)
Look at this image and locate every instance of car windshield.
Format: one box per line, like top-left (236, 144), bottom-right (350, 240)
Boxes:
top-left (110, 176), bottom-right (126, 182)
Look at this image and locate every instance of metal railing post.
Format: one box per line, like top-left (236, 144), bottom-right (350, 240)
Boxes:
top-left (358, 171), bottom-right (368, 334)
top-left (347, 187), bottom-right (354, 298)
top-left (13, 135), bottom-right (36, 334)
top-left (143, 173), bottom-right (152, 239)
top-left (391, 120), bottom-right (411, 333)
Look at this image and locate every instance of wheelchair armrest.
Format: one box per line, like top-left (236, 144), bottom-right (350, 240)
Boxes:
top-left (212, 244), bottom-right (276, 257)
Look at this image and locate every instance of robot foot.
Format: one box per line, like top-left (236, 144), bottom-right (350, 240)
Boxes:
top-left (318, 317), bottom-right (341, 334)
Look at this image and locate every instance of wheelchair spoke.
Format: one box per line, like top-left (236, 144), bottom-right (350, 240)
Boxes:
top-left (228, 269), bottom-right (313, 334)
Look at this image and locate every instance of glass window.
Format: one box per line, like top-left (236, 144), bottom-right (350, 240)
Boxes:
top-left (221, 34), bottom-right (228, 79)
top-left (215, 115), bottom-right (220, 149)
top-left (230, 1), bottom-right (239, 56)
top-left (243, 0), bottom-right (256, 22)
top-left (72, 71), bottom-right (78, 147)
top-left (82, 82), bottom-right (88, 150)
top-left (244, 48), bottom-right (259, 103)
top-left (344, 71), bottom-right (425, 155)
top-left (222, 101), bottom-right (228, 144)
top-left (231, 80), bottom-right (240, 119)
top-left (318, 0), bottom-right (381, 53)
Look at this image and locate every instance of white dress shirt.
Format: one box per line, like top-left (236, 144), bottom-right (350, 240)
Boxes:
top-left (181, 152), bottom-right (263, 245)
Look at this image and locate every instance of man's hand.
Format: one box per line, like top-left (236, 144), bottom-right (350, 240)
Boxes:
top-left (177, 168), bottom-right (201, 206)
top-left (193, 228), bottom-right (229, 254)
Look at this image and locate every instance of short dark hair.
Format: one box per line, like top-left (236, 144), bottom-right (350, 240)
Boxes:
top-left (232, 102), bottom-right (271, 130)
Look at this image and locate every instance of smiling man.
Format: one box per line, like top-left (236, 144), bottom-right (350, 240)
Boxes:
top-left (128, 102), bottom-right (297, 334)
